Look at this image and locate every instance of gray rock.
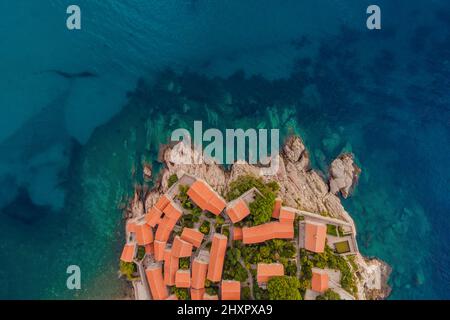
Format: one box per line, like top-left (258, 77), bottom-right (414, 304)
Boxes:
top-left (329, 153), bottom-right (361, 198)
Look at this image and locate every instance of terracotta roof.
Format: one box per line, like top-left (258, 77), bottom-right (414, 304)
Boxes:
top-left (135, 223), bottom-right (154, 246)
top-left (279, 207), bottom-right (296, 224)
top-left (207, 234), bottom-right (228, 282)
top-left (126, 221), bottom-right (137, 233)
top-left (153, 240), bottom-right (167, 261)
top-left (226, 199), bottom-right (250, 223)
top-left (242, 222), bottom-right (294, 244)
top-left (164, 248), bottom-right (179, 286)
top-left (191, 257), bottom-right (208, 289)
top-left (311, 269), bottom-right (329, 293)
top-left (187, 179), bottom-right (226, 215)
top-left (145, 207), bottom-right (162, 228)
top-left (163, 201), bottom-right (183, 220)
top-left (165, 294), bottom-right (178, 300)
top-left (145, 264), bottom-right (168, 300)
top-left (272, 198), bottom-right (282, 218)
top-left (304, 222), bottom-right (327, 253)
top-left (155, 195), bottom-right (171, 211)
top-left (181, 228), bottom-right (204, 248)
top-left (120, 243), bottom-right (136, 263)
top-left (145, 244), bottom-right (154, 255)
top-left (257, 263), bottom-right (284, 284)
top-left (155, 213), bottom-right (181, 242)
top-left (175, 269), bottom-right (191, 288)
top-left (203, 293), bottom-right (219, 300)
top-left (221, 280), bottom-right (241, 300)
top-left (233, 227), bottom-right (243, 241)
top-left (191, 288), bottom-right (205, 300)
top-left (172, 236), bottom-right (194, 258)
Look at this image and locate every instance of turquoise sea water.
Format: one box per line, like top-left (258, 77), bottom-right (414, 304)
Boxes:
top-left (0, 0), bottom-right (449, 299)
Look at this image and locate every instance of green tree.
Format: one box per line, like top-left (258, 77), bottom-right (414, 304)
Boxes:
top-left (316, 289), bottom-right (341, 300)
top-left (267, 276), bottom-right (302, 300)
top-left (119, 261), bottom-right (137, 280)
top-left (168, 174), bottom-right (178, 188)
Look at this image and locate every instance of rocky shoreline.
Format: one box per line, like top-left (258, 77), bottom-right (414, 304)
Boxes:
top-left (125, 134), bottom-right (391, 300)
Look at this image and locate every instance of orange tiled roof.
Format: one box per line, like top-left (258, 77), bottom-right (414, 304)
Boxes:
top-left (279, 207), bottom-right (296, 224)
top-left (155, 195), bottom-right (171, 211)
top-left (172, 236), bottom-right (193, 258)
top-left (242, 222), bottom-right (294, 244)
top-left (155, 213), bottom-right (181, 242)
top-left (187, 180), bottom-right (226, 215)
top-left (304, 222), bottom-right (327, 253)
top-left (272, 198), bottom-right (282, 218)
top-left (191, 288), bottom-right (205, 300)
top-left (181, 228), bottom-right (204, 248)
top-left (153, 240), bottom-right (167, 261)
top-left (120, 243), bottom-right (136, 263)
top-left (221, 280), bottom-right (241, 300)
top-left (126, 221), bottom-right (137, 233)
top-left (145, 207), bottom-right (163, 228)
top-left (233, 227), bottom-right (243, 241)
top-left (207, 234), bottom-right (228, 282)
top-left (226, 199), bottom-right (250, 223)
top-left (257, 263), bottom-right (284, 284)
top-left (165, 294), bottom-right (178, 300)
top-left (163, 201), bottom-right (183, 220)
top-left (164, 248), bottom-right (179, 286)
top-left (191, 257), bottom-right (208, 289)
top-left (135, 222), bottom-right (154, 246)
top-left (203, 293), bottom-right (219, 300)
top-left (145, 244), bottom-right (154, 255)
top-left (145, 265), bottom-right (168, 300)
top-left (311, 269), bottom-right (329, 293)
top-left (175, 269), bottom-right (191, 288)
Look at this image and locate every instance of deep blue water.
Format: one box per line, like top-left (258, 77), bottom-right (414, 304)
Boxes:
top-left (0, 0), bottom-right (449, 299)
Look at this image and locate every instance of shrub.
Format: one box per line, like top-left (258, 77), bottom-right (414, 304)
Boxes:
top-left (119, 261), bottom-right (137, 280)
top-left (173, 288), bottom-right (189, 300)
top-left (168, 174), bottom-right (178, 188)
top-left (200, 220), bottom-right (210, 235)
top-left (179, 257), bottom-right (190, 269)
top-left (267, 276), bottom-right (302, 300)
top-left (316, 289), bottom-right (341, 300)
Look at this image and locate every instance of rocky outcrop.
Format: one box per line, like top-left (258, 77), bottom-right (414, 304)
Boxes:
top-left (132, 134), bottom-right (389, 300)
top-left (329, 153), bottom-right (361, 199)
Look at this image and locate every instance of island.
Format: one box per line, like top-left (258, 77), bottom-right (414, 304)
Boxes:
top-left (119, 135), bottom-right (391, 300)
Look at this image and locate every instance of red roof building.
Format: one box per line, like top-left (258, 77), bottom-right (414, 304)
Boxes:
top-left (181, 228), bottom-right (204, 248)
top-left (226, 199), bottom-right (250, 223)
top-left (272, 198), bottom-right (282, 218)
top-left (175, 269), bottom-right (191, 288)
top-left (145, 264), bottom-right (168, 300)
top-left (304, 222), bottom-right (327, 253)
top-left (221, 280), bottom-right (241, 300)
top-left (191, 257), bottom-right (209, 289)
top-left (155, 195), bottom-right (171, 211)
top-left (120, 243), bottom-right (136, 263)
top-left (145, 207), bottom-right (162, 228)
top-left (233, 227), bottom-right (243, 241)
top-left (153, 240), bottom-right (167, 261)
top-left (257, 263), bottom-right (284, 284)
top-left (207, 234), bottom-right (228, 282)
top-left (187, 179), bottom-right (226, 215)
top-left (242, 222), bottom-right (294, 244)
top-left (135, 222), bottom-right (154, 246)
top-left (191, 288), bottom-right (205, 300)
top-left (163, 248), bottom-right (179, 286)
top-left (172, 236), bottom-right (193, 258)
top-left (279, 207), bottom-right (296, 224)
top-left (311, 269), bottom-right (329, 293)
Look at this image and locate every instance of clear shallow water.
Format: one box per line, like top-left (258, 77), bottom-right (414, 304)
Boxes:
top-left (0, 0), bottom-right (449, 299)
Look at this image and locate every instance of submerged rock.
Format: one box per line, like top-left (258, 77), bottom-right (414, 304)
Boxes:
top-left (329, 153), bottom-right (361, 198)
